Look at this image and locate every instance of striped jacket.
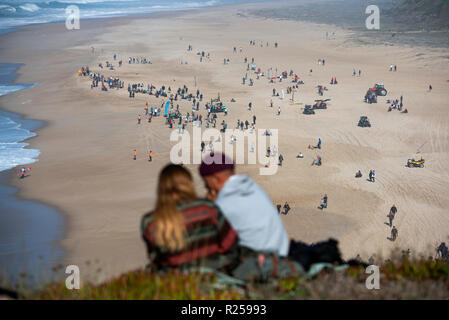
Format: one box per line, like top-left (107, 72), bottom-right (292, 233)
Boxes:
top-left (141, 199), bottom-right (239, 271)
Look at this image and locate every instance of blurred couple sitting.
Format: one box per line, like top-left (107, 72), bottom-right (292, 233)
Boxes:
top-left (141, 152), bottom-right (300, 281)
top-left (141, 152), bottom-right (351, 281)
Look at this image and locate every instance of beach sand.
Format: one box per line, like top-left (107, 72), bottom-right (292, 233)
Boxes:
top-left (1, 1), bottom-right (449, 283)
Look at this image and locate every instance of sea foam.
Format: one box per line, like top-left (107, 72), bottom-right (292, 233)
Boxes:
top-left (19, 3), bottom-right (42, 12)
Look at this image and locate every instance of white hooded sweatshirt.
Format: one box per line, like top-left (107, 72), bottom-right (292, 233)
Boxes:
top-left (215, 174), bottom-right (289, 256)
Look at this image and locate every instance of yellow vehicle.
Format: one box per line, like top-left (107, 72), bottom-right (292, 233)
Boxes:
top-left (407, 158), bottom-right (425, 168)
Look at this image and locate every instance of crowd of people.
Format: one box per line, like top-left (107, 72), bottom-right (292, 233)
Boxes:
top-left (387, 96), bottom-right (407, 113)
top-left (78, 66), bottom-right (125, 91)
top-left (128, 56), bottom-right (151, 64)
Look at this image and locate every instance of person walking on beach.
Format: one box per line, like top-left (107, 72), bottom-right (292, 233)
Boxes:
top-left (283, 202), bottom-right (291, 215)
top-left (437, 242), bottom-right (449, 261)
top-left (320, 198), bottom-right (325, 210)
top-left (388, 205), bottom-right (397, 227)
top-left (18, 167), bottom-right (29, 179)
top-left (133, 149), bottom-right (137, 160)
top-left (391, 226), bottom-right (398, 241)
top-left (369, 170), bottom-right (376, 182)
top-left (319, 194), bottom-right (328, 210)
top-left (137, 115), bottom-right (142, 124)
top-left (148, 150), bottom-right (153, 162)
top-left (278, 154), bottom-right (284, 166)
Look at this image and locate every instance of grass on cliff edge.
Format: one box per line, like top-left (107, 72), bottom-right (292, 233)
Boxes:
top-left (20, 257), bottom-right (449, 300)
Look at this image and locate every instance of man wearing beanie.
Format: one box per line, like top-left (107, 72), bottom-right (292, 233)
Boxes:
top-left (199, 152), bottom-right (289, 257)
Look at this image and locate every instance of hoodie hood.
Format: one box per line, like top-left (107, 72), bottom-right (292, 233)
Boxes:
top-left (219, 174), bottom-right (255, 198)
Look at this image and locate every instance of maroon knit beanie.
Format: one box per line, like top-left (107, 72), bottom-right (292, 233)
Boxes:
top-left (199, 152), bottom-right (234, 177)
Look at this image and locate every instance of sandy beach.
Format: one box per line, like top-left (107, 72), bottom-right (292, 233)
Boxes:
top-left (1, 0), bottom-right (449, 283)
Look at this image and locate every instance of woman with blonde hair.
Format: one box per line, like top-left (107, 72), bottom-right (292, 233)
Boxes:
top-left (141, 164), bottom-right (239, 271)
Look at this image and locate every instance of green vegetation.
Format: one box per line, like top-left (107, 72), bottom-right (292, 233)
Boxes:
top-left (31, 269), bottom-right (246, 300)
top-left (7, 257), bottom-right (446, 300)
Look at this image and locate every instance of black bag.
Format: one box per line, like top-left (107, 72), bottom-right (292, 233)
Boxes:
top-left (288, 238), bottom-right (368, 271)
top-left (287, 238), bottom-right (344, 271)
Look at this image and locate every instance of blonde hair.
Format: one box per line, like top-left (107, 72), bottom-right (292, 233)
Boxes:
top-left (153, 164), bottom-right (197, 252)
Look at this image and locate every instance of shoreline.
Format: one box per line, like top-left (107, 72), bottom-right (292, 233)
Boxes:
top-left (1, 1), bottom-right (448, 285)
top-left (0, 64), bottom-right (66, 286)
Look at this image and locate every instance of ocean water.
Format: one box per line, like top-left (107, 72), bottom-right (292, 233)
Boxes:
top-left (0, 63), bottom-right (38, 173)
top-left (0, 63), bottom-right (64, 289)
top-left (0, 0), bottom-right (247, 31)
top-left (0, 114), bottom-right (40, 172)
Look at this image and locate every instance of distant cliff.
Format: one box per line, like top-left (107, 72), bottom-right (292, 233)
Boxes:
top-left (386, 0), bottom-right (449, 30)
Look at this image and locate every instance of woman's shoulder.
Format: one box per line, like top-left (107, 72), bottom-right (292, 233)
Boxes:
top-left (178, 198), bottom-right (216, 210)
top-left (178, 198), bottom-right (223, 218)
